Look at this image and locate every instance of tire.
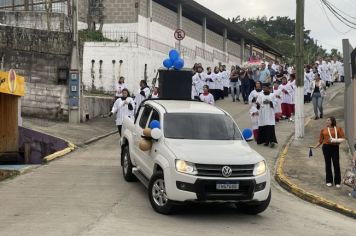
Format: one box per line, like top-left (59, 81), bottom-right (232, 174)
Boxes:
top-left (121, 145), bottom-right (136, 182)
top-left (148, 171), bottom-right (175, 214)
top-left (235, 190), bottom-right (271, 215)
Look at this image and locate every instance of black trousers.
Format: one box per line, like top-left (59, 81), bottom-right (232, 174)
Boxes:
top-left (118, 125), bottom-right (122, 136)
top-left (322, 144), bottom-right (341, 185)
top-left (241, 84), bottom-right (250, 102)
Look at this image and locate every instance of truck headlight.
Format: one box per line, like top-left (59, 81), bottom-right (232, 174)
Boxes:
top-left (253, 161), bottom-right (266, 176)
top-left (175, 160), bottom-right (197, 175)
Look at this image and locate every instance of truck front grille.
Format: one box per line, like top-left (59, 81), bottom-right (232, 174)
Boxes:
top-left (195, 164), bottom-right (254, 177)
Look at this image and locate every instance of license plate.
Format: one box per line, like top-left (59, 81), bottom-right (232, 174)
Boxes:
top-left (216, 181), bottom-right (239, 190)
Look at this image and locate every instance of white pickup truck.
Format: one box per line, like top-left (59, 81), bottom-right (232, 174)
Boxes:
top-left (120, 99), bottom-right (271, 214)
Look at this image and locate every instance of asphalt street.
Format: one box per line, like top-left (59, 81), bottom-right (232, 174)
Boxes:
top-left (0, 90), bottom-right (355, 236)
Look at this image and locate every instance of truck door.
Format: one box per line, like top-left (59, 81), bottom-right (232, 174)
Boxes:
top-left (132, 105), bottom-right (153, 178)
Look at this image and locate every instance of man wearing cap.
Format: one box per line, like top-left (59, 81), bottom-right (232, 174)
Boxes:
top-left (256, 83), bottom-right (278, 148)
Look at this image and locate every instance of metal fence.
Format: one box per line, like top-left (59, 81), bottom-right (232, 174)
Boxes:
top-left (0, 0), bottom-right (70, 14)
top-left (175, 43), bottom-right (196, 59)
top-left (213, 50), bottom-right (227, 63)
top-left (102, 31), bottom-right (137, 43)
top-left (196, 46), bottom-right (213, 62)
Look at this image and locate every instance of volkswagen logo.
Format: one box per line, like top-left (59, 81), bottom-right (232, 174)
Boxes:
top-left (222, 166), bottom-right (232, 178)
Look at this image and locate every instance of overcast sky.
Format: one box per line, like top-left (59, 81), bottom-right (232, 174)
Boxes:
top-left (195, 0), bottom-right (356, 53)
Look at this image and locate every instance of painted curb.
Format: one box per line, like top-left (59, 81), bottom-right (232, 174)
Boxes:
top-left (275, 117), bottom-right (356, 219)
top-left (43, 141), bottom-right (76, 163)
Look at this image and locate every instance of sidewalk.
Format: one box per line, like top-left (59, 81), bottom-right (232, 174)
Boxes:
top-left (281, 87), bottom-right (356, 214)
top-left (22, 116), bottom-right (117, 146)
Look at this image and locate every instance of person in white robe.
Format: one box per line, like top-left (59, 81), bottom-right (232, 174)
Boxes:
top-left (151, 87), bottom-right (159, 98)
top-left (249, 105), bottom-right (259, 141)
top-left (304, 67), bottom-right (313, 103)
top-left (220, 65), bottom-right (229, 97)
top-left (110, 88), bottom-right (135, 135)
top-left (272, 82), bottom-right (283, 121)
top-left (114, 76), bottom-right (128, 100)
top-left (288, 74), bottom-right (296, 115)
top-left (248, 81), bottom-right (263, 106)
top-left (256, 83), bottom-right (278, 147)
top-left (192, 65), bottom-right (205, 99)
top-left (199, 85), bottom-right (214, 105)
top-left (134, 80), bottom-right (150, 114)
top-left (212, 66), bottom-right (223, 100)
top-left (278, 77), bottom-right (294, 118)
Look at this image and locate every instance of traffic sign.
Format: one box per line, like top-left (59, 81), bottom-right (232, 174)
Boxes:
top-left (174, 29), bottom-right (185, 41)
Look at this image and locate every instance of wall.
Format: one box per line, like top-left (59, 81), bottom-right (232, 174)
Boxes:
top-left (82, 42), bottom-right (240, 94)
top-left (102, 0), bottom-right (138, 24)
top-left (22, 83), bottom-right (68, 120)
top-left (19, 127), bottom-right (68, 164)
top-left (0, 25), bottom-right (72, 85)
top-left (82, 95), bottom-right (113, 120)
top-left (0, 11), bottom-right (71, 32)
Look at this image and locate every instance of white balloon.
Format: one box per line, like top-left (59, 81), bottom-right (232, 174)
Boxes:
top-left (151, 128), bottom-right (163, 140)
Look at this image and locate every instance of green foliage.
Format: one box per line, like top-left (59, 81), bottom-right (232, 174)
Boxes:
top-left (79, 30), bottom-right (115, 42)
top-left (231, 16), bottom-right (338, 63)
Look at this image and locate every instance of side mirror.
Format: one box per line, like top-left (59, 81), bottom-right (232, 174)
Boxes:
top-left (151, 128), bottom-right (163, 140)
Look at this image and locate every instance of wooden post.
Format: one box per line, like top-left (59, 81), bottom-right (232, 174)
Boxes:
top-left (295, 0), bottom-right (305, 139)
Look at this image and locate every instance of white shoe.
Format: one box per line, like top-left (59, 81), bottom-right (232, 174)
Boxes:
top-left (326, 183), bottom-right (332, 187)
top-left (336, 184), bottom-right (341, 188)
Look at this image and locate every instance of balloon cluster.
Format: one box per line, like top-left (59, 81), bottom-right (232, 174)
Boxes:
top-left (163, 49), bottom-right (184, 70)
top-left (139, 120), bottom-right (163, 152)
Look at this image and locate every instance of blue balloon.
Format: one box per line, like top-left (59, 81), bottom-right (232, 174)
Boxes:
top-left (173, 58), bottom-right (184, 70)
top-left (242, 128), bottom-right (253, 140)
top-left (150, 120), bottom-right (160, 129)
top-left (169, 49), bottom-right (180, 63)
top-left (163, 58), bottom-right (173, 69)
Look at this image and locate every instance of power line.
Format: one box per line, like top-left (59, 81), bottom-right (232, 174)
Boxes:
top-left (320, 0), bottom-right (356, 30)
top-left (318, 0), bottom-right (353, 34)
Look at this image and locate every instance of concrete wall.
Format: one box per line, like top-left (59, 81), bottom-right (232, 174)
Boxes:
top-left (22, 83), bottom-right (68, 120)
top-left (82, 96), bottom-right (113, 120)
top-left (182, 16), bottom-right (202, 43)
top-left (152, 1), bottom-right (177, 30)
top-left (0, 11), bottom-right (71, 32)
top-left (82, 42), bottom-right (240, 94)
top-left (0, 25), bottom-right (71, 85)
top-left (19, 127), bottom-right (68, 164)
top-left (206, 29), bottom-right (224, 52)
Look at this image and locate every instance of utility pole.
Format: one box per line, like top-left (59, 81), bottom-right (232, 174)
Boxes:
top-left (295, 0), bottom-right (305, 139)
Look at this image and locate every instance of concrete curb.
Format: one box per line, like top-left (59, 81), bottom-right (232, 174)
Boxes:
top-left (274, 87), bottom-right (356, 219)
top-left (83, 130), bottom-right (118, 146)
top-left (43, 141), bottom-right (76, 163)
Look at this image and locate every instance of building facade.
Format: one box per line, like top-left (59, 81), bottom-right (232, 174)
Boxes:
top-left (80, 0), bottom-right (281, 94)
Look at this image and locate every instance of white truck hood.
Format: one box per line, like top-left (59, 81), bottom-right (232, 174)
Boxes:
top-left (164, 139), bottom-right (264, 165)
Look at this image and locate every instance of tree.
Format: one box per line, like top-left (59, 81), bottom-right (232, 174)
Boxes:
top-left (234, 16), bottom-right (328, 63)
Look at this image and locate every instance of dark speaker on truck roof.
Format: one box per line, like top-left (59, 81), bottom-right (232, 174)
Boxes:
top-left (158, 69), bottom-right (193, 100)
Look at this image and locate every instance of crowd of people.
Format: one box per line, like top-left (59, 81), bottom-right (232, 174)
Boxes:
top-left (191, 58), bottom-right (344, 148)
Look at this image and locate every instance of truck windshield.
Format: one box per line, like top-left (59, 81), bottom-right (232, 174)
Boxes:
top-left (164, 113), bottom-right (243, 140)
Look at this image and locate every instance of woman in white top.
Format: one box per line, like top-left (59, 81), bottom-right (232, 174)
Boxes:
top-left (212, 66), bottom-right (223, 100)
top-left (110, 89), bottom-right (135, 135)
top-left (115, 76), bottom-right (128, 100)
top-left (199, 85), bottom-right (214, 105)
top-left (310, 73), bottom-right (326, 120)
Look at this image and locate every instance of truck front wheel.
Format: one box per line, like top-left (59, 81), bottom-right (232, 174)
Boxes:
top-left (148, 172), bottom-right (175, 214)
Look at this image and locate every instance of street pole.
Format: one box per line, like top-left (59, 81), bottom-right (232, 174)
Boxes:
top-left (295, 0), bottom-right (305, 139)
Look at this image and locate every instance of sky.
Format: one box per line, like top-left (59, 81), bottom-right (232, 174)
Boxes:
top-left (195, 0), bottom-right (356, 53)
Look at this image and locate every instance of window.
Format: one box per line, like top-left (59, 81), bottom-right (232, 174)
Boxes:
top-left (164, 113), bottom-right (242, 140)
top-left (139, 106), bottom-right (152, 128)
top-left (148, 109), bottom-right (160, 126)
